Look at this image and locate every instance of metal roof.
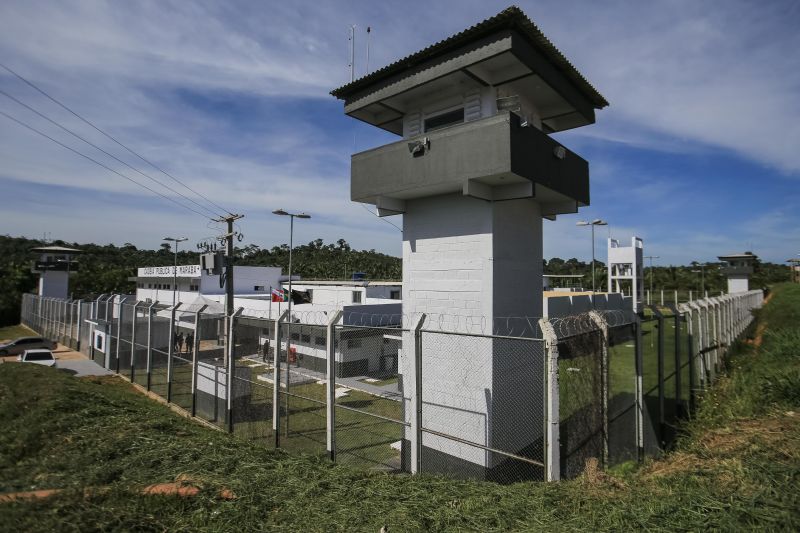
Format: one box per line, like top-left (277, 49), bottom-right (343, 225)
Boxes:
top-left (31, 245), bottom-right (82, 253)
top-left (330, 6), bottom-right (608, 109)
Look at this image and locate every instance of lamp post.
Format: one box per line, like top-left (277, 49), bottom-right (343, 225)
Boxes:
top-left (576, 219), bottom-right (607, 293)
top-left (163, 237), bottom-right (188, 308)
top-left (691, 263), bottom-right (706, 297)
top-left (273, 209), bottom-right (310, 437)
top-left (644, 255), bottom-right (660, 303)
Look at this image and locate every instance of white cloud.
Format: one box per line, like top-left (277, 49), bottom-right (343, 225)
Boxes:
top-left (0, 0), bottom-right (798, 265)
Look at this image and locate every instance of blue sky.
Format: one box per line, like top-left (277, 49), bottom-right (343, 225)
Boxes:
top-left (0, 0), bottom-right (798, 265)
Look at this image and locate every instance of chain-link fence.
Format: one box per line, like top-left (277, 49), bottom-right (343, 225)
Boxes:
top-left (419, 330), bottom-right (546, 482)
top-left (334, 324), bottom-right (406, 472)
top-left (607, 320), bottom-right (637, 466)
top-left (17, 289), bottom-right (765, 483)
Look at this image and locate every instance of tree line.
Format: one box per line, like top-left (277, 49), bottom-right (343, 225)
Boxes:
top-left (0, 234), bottom-right (790, 327)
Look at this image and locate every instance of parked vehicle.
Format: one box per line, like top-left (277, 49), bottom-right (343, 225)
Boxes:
top-left (17, 349), bottom-right (57, 367)
top-left (0, 336), bottom-right (58, 356)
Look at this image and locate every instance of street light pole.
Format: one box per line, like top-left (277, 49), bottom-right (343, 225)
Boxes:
top-left (163, 237), bottom-right (188, 308)
top-left (576, 219), bottom-right (608, 293)
top-left (691, 264), bottom-right (706, 296)
top-left (273, 209), bottom-right (311, 436)
top-left (644, 255), bottom-right (660, 302)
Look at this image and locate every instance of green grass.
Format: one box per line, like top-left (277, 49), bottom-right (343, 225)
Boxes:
top-left (0, 324), bottom-right (37, 343)
top-left (1, 285), bottom-right (799, 531)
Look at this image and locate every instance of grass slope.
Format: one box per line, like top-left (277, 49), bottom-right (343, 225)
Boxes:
top-left (1, 285), bottom-right (799, 532)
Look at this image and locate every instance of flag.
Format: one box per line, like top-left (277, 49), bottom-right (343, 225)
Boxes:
top-left (271, 288), bottom-right (288, 302)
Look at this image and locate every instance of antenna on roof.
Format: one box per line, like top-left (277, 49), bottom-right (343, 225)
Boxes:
top-left (366, 26), bottom-right (371, 74)
top-left (348, 25), bottom-right (356, 82)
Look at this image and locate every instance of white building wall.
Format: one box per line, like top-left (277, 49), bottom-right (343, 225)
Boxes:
top-left (727, 276), bottom-right (749, 294)
top-left (39, 271), bottom-right (69, 299)
top-left (401, 193), bottom-right (544, 469)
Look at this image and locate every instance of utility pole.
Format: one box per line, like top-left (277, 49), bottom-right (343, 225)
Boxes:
top-left (215, 213), bottom-right (244, 365)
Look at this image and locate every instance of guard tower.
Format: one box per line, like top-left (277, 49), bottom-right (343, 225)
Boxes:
top-left (788, 258), bottom-right (800, 284)
top-left (31, 245), bottom-right (81, 299)
top-left (332, 7), bottom-right (607, 479)
top-left (718, 252), bottom-right (757, 293)
top-left (607, 237), bottom-right (644, 312)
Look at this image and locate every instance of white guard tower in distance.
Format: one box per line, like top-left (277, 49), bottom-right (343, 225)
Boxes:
top-left (31, 245), bottom-right (82, 299)
top-left (331, 7), bottom-right (608, 480)
top-left (607, 237), bottom-right (644, 312)
top-left (718, 252), bottom-right (757, 293)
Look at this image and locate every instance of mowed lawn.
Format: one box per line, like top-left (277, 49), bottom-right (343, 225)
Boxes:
top-left (1, 285), bottom-right (799, 531)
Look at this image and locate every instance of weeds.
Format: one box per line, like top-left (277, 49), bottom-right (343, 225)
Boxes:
top-left (1, 284), bottom-right (799, 531)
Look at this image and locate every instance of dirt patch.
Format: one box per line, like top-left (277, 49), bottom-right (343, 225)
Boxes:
top-left (748, 291), bottom-right (775, 348)
top-left (0, 475), bottom-right (236, 503)
top-left (644, 414), bottom-right (799, 480)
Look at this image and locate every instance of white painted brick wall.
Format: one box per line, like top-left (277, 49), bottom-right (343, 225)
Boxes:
top-left (401, 193), bottom-right (545, 469)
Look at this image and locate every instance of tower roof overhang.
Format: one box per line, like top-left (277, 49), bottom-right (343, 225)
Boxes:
top-left (330, 6), bottom-right (608, 135)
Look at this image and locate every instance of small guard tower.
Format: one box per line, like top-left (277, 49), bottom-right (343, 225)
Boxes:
top-left (607, 237), bottom-right (644, 312)
top-left (332, 7), bottom-right (607, 479)
top-left (718, 252), bottom-right (757, 293)
top-left (788, 258), bottom-right (800, 284)
top-left (31, 245), bottom-right (81, 299)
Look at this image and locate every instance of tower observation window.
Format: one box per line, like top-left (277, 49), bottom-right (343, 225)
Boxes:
top-left (424, 108), bottom-right (464, 132)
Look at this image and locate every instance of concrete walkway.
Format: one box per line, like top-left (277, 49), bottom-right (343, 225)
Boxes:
top-left (245, 358), bottom-right (403, 401)
top-left (56, 359), bottom-right (113, 377)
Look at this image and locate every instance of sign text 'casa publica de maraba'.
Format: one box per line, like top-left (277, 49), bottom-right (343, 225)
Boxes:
top-left (137, 265), bottom-right (201, 278)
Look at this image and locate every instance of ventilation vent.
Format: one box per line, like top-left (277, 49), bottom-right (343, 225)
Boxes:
top-left (406, 111), bottom-right (422, 137)
top-left (464, 90), bottom-right (482, 122)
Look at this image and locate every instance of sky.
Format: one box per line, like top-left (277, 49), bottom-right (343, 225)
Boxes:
top-left (0, 0), bottom-right (798, 266)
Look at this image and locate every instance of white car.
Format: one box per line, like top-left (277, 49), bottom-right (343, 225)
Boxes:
top-left (17, 349), bottom-right (57, 367)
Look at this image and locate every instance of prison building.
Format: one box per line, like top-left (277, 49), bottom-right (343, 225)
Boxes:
top-left (607, 237), bottom-right (644, 312)
top-left (133, 264), bottom-right (283, 304)
top-left (332, 6), bottom-right (607, 480)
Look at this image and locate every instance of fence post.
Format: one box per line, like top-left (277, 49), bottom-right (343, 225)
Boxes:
top-left (227, 308), bottom-right (243, 433)
top-left (115, 297), bottom-right (128, 374)
top-left (660, 290), bottom-right (664, 306)
top-left (191, 305), bottom-right (207, 418)
top-left (145, 301), bottom-right (157, 391)
top-left (273, 310), bottom-right (289, 448)
top-left (63, 299), bottom-right (69, 343)
top-left (683, 306), bottom-right (696, 413)
top-left (410, 314), bottom-right (426, 475)
top-left (650, 306), bottom-right (666, 447)
top-left (689, 302), bottom-right (705, 389)
top-left (588, 311), bottom-right (609, 468)
top-left (539, 318), bottom-right (561, 481)
top-left (673, 308), bottom-right (682, 418)
top-left (326, 310), bottom-right (344, 461)
top-left (166, 303), bottom-right (182, 402)
top-left (128, 301), bottom-right (141, 381)
top-left (634, 314), bottom-right (644, 462)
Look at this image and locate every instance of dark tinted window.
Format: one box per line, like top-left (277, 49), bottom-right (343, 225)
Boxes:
top-left (18, 338), bottom-right (41, 345)
top-left (424, 108), bottom-right (464, 132)
top-left (26, 353), bottom-right (53, 361)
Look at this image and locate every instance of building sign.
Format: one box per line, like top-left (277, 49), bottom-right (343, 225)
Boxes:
top-left (137, 265), bottom-right (201, 278)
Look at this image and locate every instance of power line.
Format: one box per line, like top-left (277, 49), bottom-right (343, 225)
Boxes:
top-left (0, 62), bottom-right (233, 216)
top-left (0, 88), bottom-right (222, 219)
top-left (359, 203), bottom-right (402, 233)
top-left (0, 109), bottom-right (211, 219)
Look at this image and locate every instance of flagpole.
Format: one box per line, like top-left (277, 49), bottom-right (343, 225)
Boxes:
top-left (269, 285), bottom-right (272, 320)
